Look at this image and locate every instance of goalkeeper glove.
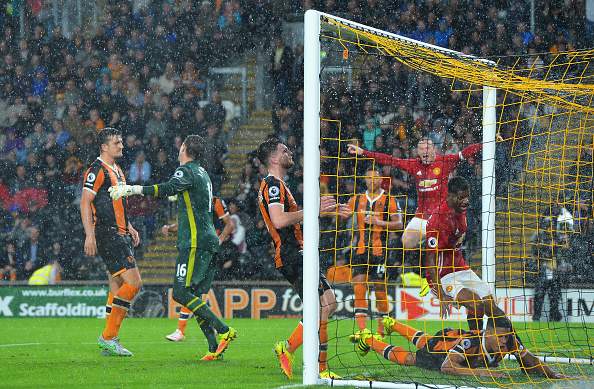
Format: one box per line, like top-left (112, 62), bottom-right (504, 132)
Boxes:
top-left (108, 184), bottom-right (143, 200)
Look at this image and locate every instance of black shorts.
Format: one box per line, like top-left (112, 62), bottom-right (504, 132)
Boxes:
top-left (414, 329), bottom-right (459, 371)
top-left (278, 254), bottom-right (331, 299)
top-left (350, 253), bottom-right (387, 280)
top-left (96, 227), bottom-right (136, 276)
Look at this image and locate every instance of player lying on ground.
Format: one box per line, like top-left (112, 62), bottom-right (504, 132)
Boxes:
top-left (165, 196), bottom-right (235, 344)
top-left (425, 176), bottom-right (510, 332)
top-left (350, 317), bottom-right (567, 379)
top-left (340, 167), bottom-right (402, 335)
top-left (80, 127), bottom-right (142, 357)
top-left (257, 137), bottom-right (348, 380)
top-left (109, 135), bottom-right (237, 361)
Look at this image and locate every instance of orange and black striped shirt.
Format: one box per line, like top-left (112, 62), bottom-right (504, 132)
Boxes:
top-left (212, 196), bottom-right (229, 236)
top-left (258, 175), bottom-right (303, 268)
top-left (347, 190), bottom-right (400, 257)
top-left (82, 157), bottom-right (129, 234)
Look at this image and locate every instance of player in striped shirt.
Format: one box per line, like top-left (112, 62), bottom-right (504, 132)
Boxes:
top-left (351, 317), bottom-right (566, 379)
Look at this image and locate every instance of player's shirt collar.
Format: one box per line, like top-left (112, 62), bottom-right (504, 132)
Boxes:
top-left (266, 172), bottom-right (287, 184)
top-left (365, 189), bottom-right (384, 204)
top-left (98, 157), bottom-right (119, 173)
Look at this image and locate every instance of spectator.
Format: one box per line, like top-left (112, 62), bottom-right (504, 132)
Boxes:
top-left (128, 151), bottom-right (151, 184)
top-left (361, 118), bottom-right (382, 150)
top-left (63, 105), bottom-right (85, 143)
top-left (144, 109), bottom-right (170, 144)
top-left (203, 90), bottom-right (227, 130)
top-left (0, 241), bottom-right (19, 281)
top-left (152, 61), bottom-right (179, 95)
top-left (270, 37), bottom-right (294, 107)
top-left (20, 226), bottom-right (45, 279)
top-left (151, 148), bottom-right (175, 183)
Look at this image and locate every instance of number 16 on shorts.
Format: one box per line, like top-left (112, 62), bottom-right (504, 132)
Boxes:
top-left (176, 264), bottom-right (187, 277)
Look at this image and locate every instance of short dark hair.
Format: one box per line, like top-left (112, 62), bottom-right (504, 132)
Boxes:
top-left (257, 137), bottom-right (282, 167)
top-left (97, 127), bottom-right (121, 143)
top-left (97, 127), bottom-right (121, 151)
top-left (448, 176), bottom-right (469, 194)
top-left (183, 135), bottom-right (206, 161)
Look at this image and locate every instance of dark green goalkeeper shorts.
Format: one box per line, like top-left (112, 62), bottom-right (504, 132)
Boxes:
top-left (173, 247), bottom-right (217, 295)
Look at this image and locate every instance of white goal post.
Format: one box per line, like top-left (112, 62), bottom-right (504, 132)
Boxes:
top-left (302, 9), bottom-right (497, 387)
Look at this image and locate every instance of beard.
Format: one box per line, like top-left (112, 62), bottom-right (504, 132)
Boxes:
top-left (281, 159), bottom-right (294, 169)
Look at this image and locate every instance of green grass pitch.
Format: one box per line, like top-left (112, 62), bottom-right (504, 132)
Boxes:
top-left (1, 318), bottom-right (593, 388)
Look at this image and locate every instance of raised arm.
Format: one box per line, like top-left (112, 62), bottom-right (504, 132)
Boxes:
top-left (347, 144), bottom-right (417, 173)
top-left (460, 143), bottom-right (482, 160)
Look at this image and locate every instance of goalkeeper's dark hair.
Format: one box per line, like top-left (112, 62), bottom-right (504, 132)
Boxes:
top-left (257, 137), bottom-right (282, 167)
top-left (184, 135), bottom-right (207, 162)
top-left (183, 135), bottom-right (207, 162)
top-left (448, 176), bottom-right (469, 194)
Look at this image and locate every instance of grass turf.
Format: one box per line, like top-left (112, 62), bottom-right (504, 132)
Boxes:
top-left (1, 318), bottom-right (593, 388)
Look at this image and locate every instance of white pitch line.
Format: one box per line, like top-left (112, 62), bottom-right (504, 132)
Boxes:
top-left (0, 342), bottom-right (42, 348)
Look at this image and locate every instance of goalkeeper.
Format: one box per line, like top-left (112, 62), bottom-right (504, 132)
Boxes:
top-left (350, 317), bottom-right (567, 379)
top-left (109, 135), bottom-right (237, 360)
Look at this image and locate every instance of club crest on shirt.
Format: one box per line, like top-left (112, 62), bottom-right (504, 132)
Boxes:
top-left (427, 237), bottom-right (438, 248)
top-left (433, 167), bottom-right (441, 176)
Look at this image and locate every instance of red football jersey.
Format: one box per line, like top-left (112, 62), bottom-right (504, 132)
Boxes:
top-left (363, 144), bottom-right (481, 218)
top-left (424, 200), bottom-right (470, 280)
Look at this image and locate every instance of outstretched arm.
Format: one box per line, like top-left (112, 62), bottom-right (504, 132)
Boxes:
top-left (517, 350), bottom-right (568, 379)
top-left (109, 166), bottom-right (194, 200)
top-left (347, 144), bottom-right (416, 173)
top-left (460, 143), bottom-right (482, 160)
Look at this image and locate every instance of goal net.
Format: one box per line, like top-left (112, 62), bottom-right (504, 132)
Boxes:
top-left (303, 10), bottom-right (594, 388)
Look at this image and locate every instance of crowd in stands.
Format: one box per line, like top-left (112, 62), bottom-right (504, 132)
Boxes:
top-left (0, 0), bottom-right (277, 281)
top-left (0, 0), bottom-right (592, 284)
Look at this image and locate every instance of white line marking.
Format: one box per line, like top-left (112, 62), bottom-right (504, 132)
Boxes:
top-left (0, 342), bottom-right (42, 348)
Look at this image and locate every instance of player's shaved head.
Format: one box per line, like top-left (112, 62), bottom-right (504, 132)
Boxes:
top-left (257, 137), bottom-right (283, 167)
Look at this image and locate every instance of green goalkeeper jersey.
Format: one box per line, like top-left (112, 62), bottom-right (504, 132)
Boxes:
top-left (142, 161), bottom-right (219, 253)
